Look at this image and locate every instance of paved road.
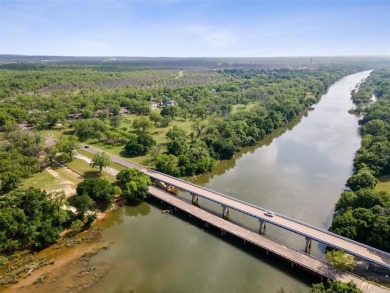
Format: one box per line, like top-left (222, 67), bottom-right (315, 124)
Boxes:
top-left (82, 145), bottom-right (390, 270)
top-left (150, 186), bottom-right (389, 293)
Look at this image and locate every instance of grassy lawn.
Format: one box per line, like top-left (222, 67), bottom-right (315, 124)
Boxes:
top-left (21, 165), bottom-right (83, 196)
top-left (66, 158), bottom-right (116, 183)
top-left (37, 113), bottom-right (201, 168)
top-left (375, 174), bottom-right (390, 193)
top-left (21, 156), bottom-right (117, 197)
top-left (39, 126), bottom-right (69, 140)
top-left (82, 115), bottom-right (195, 166)
top-left (22, 169), bottom-right (58, 190)
top-left (77, 149), bottom-right (127, 172)
top-left (231, 102), bottom-right (257, 114)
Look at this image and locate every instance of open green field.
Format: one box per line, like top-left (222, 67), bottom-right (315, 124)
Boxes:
top-left (231, 102), bottom-right (258, 114)
top-left (38, 112), bottom-right (196, 166)
top-left (77, 149), bottom-right (127, 172)
top-left (67, 158), bottom-right (117, 183)
top-left (22, 157), bottom-right (118, 196)
top-left (39, 126), bottom-right (69, 140)
top-left (375, 175), bottom-right (390, 193)
top-left (80, 114), bottom-right (196, 165)
top-left (21, 165), bottom-right (82, 196)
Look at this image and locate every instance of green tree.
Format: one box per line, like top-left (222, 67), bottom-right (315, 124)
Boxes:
top-left (325, 250), bottom-right (355, 272)
top-left (0, 188), bottom-right (70, 252)
top-left (310, 279), bottom-right (360, 293)
top-left (167, 139), bottom-right (188, 156)
top-left (132, 117), bottom-right (153, 133)
top-left (90, 152), bottom-right (111, 173)
top-left (137, 133), bottom-right (157, 150)
top-left (109, 115), bottom-right (122, 128)
top-left (212, 138), bottom-right (238, 160)
top-left (57, 135), bottom-right (77, 162)
top-left (73, 193), bottom-right (95, 215)
top-left (76, 178), bottom-right (116, 209)
top-left (44, 145), bottom-right (58, 167)
top-left (155, 154), bottom-right (180, 177)
top-left (161, 106), bottom-right (179, 119)
top-left (70, 219), bottom-right (84, 232)
top-left (166, 126), bottom-right (186, 141)
top-left (149, 111), bottom-right (163, 126)
top-left (346, 169), bottom-right (378, 191)
top-left (124, 133), bottom-right (156, 157)
top-left (192, 119), bottom-right (207, 138)
top-left (362, 119), bottom-right (387, 137)
top-left (116, 168), bottom-right (152, 201)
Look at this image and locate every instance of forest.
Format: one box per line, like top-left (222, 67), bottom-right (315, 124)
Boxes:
top-left (330, 68), bottom-right (390, 252)
top-left (0, 56), bottom-right (389, 256)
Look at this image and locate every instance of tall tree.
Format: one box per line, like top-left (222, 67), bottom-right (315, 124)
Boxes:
top-left (90, 152), bottom-right (111, 173)
top-left (132, 117), bottom-right (153, 133)
top-left (116, 168), bottom-right (152, 201)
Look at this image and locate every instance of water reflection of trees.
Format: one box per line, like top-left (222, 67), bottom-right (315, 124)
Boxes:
top-left (99, 202), bottom-right (151, 229)
top-left (124, 201), bottom-right (151, 217)
top-left (196, 115), bottom-right (303, 185)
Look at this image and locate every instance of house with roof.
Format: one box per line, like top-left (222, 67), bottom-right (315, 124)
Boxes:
top-left (162, 100), bottom-right (178, 108)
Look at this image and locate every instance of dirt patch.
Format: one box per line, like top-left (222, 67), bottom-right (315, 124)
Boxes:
top-left (45, 168), bottom-right (77, 197)
top-left (1, 229), bottom-right (110, 293)
top-left (46, 168), bottom-right (60, 178)
top-left (62, 165), bottom-right (84, 180)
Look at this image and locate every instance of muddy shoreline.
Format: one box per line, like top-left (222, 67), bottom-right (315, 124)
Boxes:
top-left (0, 218), bottom-right (113, 293)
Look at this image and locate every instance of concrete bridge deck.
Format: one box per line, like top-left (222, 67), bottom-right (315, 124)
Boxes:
top-left (83, 146), bottom-right (390, 271)
top-left (143, 169), bottom-right (390, 270)
top-left (149, 186), bottom-right (389, 293)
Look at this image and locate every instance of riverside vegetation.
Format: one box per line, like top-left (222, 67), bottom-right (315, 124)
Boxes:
top-left (330, 68), bottom-right (390, 252)
top-left (0, 57), bottom-right (390, 290)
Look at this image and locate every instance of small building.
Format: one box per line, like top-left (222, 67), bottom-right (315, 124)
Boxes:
top-left (120, 107), bottom-right (129, 114)
top-left (163, 100), bottom-right (178, 108)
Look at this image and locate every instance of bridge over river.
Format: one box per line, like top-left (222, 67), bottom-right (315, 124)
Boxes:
top-left (83, 146), bottom-right (390, 291)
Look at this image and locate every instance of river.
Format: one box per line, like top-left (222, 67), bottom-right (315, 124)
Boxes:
top-left (87, 70), bottom-right (371, 293)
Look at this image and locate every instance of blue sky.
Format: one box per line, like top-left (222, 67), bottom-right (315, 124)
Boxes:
top-left (1, 0), bottom-right (389, 57)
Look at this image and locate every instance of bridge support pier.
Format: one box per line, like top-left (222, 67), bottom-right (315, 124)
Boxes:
top-left (221, 205), bottom-right (229, 218)
top-left (191, 193), bottom-right (199, 204)
top-left (259, 219), bottom-right (266, 235)
top-left (305, 237), bottom-right (312, 254)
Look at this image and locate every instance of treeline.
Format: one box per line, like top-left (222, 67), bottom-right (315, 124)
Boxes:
top-left (63, 67), bottom-right (359, 177)
top-left (0, 188), bottom-right (72, 252)
top-left (0, 64), bottom-right (225, 98)
top-left (152, 68), bottom-right (358, 176)
top-left (330, 69), bottom-right (390, 252)
top-left (0, 125), bottom-right (77, 193)
top-left (0, 167), bottom-right (150, 254)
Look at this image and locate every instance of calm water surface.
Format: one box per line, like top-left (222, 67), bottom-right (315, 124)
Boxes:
top-left (88, 71), bottom-right (371, 293)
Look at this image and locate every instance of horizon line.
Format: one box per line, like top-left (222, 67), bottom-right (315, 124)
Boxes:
top-left (1, 54), bottom-right (390, 59)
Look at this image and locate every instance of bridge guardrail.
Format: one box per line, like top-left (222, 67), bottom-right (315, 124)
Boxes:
top-left (85, 146), bottom-right (390, 264)
top-left (147, 169), bottom-right (390, 260)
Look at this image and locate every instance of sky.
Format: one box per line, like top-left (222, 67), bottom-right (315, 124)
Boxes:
top-left (0, 0), bottom-right (389, 57)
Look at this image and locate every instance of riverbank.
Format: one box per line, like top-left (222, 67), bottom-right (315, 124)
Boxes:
top-left (0, 226), bottom-right (111, 292)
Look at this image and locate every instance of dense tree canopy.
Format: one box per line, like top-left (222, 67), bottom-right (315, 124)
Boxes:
top-left (75, 178), bottom-right (116, 212)
top-left (331, 69), bottom-right (390, 252)
top-left (116, 168), bottom-right (152, 201)
top-left (0, 188), bottom-right (71, 252)
top-left (310, 280), bottom-right (361, 293)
